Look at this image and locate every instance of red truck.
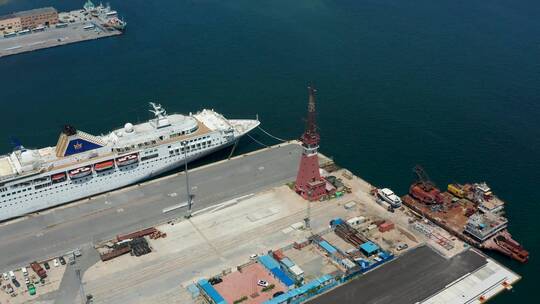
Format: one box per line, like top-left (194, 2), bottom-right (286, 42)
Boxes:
top-left (30, 262), bottom-right (47, 279)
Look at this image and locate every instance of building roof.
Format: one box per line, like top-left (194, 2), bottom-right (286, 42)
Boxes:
top-left (198, 279), bottom-right (227, 304)
top-left (270, 267), bottom-right (295, 287)
top-left (319, 240), bottom-right (337, 255)
top-left (259, 255), bottom-right (281, 270)
top-left (14, 7), bottom-right (57, 18)
top-left (263, 275), bottom-right (334, 304)
top-left (281, 257), bottom-right (295, 268)
top-left (360, 241), bottom-right (379, 255)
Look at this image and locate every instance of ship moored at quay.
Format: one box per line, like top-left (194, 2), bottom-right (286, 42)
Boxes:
top-left (0, 103), bottom-right (259, 222)
top-left (400, 165), bottom-right (529, 263)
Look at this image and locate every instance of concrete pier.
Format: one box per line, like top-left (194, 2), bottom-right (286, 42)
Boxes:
top-left (0, 7), bottom-right (123, 58)
top-left (0, 142), bottom-right (521, 304)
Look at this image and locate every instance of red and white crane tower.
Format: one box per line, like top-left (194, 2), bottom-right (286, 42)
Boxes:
top-left (295, 86), bottom-right (334, 201)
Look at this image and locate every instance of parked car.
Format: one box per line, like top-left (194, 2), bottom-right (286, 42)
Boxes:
top-left (12, 278), bottom-right (20, 288)
top-left (74, 249), bottom-right (82, 257)
top-left (22, 267), bottom-right (28, 277)
top-left (249, 254), bottom-right (258, 260)
top-left (257, 280), bottom-right (269, 287)
top-left (43, 262), bottom-right (50, 270)
top-left (396, 243), bottom-right (408, 251)
top-left (2, 272), bottom-right (8, 281)
top-left (8, 271), bottom-right (15, 279)
top-left (273, 291), bottom-right (285, 298)
top-left (53, 259), bottom-right (59, 267)
top-left (25, 277), bottom-right (30, 285)
top-left (59, 257), bottom-right (66, 265)
top-left (28, 283), bottom-right (36, 296)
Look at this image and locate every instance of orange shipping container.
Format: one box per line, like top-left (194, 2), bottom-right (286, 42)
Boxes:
top-left (378, 221), bottom-right (395, 233)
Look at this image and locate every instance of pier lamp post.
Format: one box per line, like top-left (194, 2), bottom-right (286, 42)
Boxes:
top-left (182, 141), bottom-right (193, 219)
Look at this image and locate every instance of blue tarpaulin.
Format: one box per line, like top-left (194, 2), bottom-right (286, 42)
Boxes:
top-left (198, 279), bottom-right (227, 304)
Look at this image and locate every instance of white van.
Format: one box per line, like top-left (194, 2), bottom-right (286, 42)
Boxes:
top-left (21, 267), bottom-right (28, 277)
top-left (9, 270), bottom-right (15, 279)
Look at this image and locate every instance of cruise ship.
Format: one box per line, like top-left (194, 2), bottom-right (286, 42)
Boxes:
top-left (0, 103), bottom-right (259, 221)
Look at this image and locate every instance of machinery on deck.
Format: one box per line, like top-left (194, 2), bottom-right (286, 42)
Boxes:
top-left (409, 166), bottom-right (443, 204)
top-left (402, 165), bottom-right (529, 263)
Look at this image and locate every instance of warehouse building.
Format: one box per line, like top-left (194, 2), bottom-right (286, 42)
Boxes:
top-left (14, 7), bottom-right (58, 30)
top-left (0, 15), bottom-right (22, 34)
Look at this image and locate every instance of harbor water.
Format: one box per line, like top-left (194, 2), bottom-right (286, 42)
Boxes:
top-left (0, 0), bottom-right (538, 302)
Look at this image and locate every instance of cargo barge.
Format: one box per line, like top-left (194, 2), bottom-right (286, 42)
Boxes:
top-left (401, 166), bottom-right (529, 263)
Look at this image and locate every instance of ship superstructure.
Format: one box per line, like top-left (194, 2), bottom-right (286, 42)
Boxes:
top-left (0, 103), bottom-right (259, 221)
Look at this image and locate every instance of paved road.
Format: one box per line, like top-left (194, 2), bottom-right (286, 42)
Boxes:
top-left (309, 246), bottom-right (487, 304)
top-left (0, 143), bottom-right (301, 274)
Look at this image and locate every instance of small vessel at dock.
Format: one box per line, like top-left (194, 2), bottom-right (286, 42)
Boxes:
top-left (376, 188), bottom-right (402, 208)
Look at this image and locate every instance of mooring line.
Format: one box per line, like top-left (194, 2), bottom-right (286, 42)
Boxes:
top-left (257, 126), bottom-right (288, 142)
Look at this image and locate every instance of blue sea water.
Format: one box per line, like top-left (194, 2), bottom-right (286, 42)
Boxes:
top-left (0, 0), bottom-right (539, 302)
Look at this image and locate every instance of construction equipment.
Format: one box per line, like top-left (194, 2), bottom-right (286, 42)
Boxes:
top-left (409, 166), bottom-right (443, 204)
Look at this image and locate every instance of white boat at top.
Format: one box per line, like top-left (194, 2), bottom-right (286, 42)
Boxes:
top-left (377, 188), bottom-right (402, 208)
top-left (0, 103), bottom-right (259, 221)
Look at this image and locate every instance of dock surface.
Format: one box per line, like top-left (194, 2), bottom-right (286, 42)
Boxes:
top-left (0, 6), bottom-right (123, 58)
top-left (0, 24), bottom-right (121, 58)
top-left (308, 246), bottom-right (486, 304)
top-left (0, 143), bottom-right (301, 273)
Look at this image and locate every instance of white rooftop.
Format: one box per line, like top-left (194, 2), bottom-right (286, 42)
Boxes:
top-left (421, 255), bottom-right (520, 304)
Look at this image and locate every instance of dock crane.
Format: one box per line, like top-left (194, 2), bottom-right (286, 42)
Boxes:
top-left (410, 165), bottom-right (443, 204)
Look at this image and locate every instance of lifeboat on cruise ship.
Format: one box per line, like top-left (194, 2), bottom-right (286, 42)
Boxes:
top-left (51, 172), bottom-right (67, 183)
top-left (116, 153), bottom-right (139, 167)
top-left (94, 160), bottom-right (115, 172)
top-left (68, 166), bottom-right (92, 179)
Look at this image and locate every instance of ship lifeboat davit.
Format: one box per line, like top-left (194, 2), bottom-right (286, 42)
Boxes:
top-left (116, 153), bottom-right (139, 167)
top-left (68, 166), bottom-right (92, 179)
top-left (94, 160), bottom-right (114, 172)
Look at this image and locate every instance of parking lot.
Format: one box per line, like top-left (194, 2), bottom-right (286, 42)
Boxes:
top-left (0, 258), bottom-right (67, 303)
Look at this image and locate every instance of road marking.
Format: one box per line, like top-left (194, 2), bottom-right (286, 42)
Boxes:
top-left (162, 203), bottom-right (188, 213)
top-left (3, 46), bottom-right (22, 51)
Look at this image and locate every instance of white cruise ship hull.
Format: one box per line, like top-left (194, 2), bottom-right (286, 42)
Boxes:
top-left (0, 139), bottom-right (234, 221)
top-left (0, 108), bottom-right (259, 222)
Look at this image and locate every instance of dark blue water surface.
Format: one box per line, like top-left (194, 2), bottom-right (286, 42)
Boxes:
top-left (1, 0), bottom-right (539, 302)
